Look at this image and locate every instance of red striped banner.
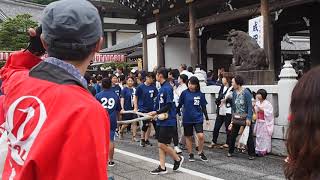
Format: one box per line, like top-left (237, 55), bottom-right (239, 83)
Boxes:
top-left (0, 51), bottom-right (126, 63)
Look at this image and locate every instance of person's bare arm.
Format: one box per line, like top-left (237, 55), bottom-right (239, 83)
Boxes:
top-left (120, 98), bottom-right (125, 113)
top-left (133, 96), bottom-right (138, 112)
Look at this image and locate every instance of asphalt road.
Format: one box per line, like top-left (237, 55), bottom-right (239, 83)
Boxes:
top-left (108, 133), bottom-right (285, 180)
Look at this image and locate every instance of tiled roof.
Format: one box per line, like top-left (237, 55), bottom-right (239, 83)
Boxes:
top-left (127, 48), bottom-right (142, 58)
top-left (0, 9), bottom-right (7, 21)
top-left (0, 0), bottom-right (45, 22)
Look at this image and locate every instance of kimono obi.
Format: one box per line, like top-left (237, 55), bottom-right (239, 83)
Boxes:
top-left (257, 111), bottom-right (265, 120)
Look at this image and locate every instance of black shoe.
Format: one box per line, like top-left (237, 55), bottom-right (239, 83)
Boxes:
top-left (140, 139), bottom-right (145, 147)
top-left (145, 140), bottom-right (153, 146)
top-left (108, 176), bottom-right (115, 180)
top-left (173, 156), bottom-right (184, 171)
top-left (189, 153), bottom-right (195, 162)
top-left (179, 143), bottom-right (187, 150)
top-left (150, 166), bottom-right (167, 175)
top-left (108, 161), bottom-right (115, 167)
top-left (199, 152), bottom-right (208, 162)
top-left (248, 156), bottom-right (255, 160)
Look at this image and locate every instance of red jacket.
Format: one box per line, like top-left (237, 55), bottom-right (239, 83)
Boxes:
top-left (0, 95), bottom-right (4, 136)
top-left (1, 51), bottom-right (110, 180)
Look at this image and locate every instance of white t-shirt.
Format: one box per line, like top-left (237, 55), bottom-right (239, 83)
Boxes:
top-left (200, 70), bottom-right (207, 81)
top-left (219, 86), bottom-right (232, 115)
top-left (174, 83), bottom-right (188, 106)
top-left (180, 70), bottom-right (194, 79)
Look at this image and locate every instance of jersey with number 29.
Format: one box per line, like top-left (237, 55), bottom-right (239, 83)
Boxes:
top-left (96, 89), bottom-right (121, 131)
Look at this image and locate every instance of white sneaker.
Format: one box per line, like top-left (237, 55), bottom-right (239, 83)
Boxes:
top-left (174, 146), bottom-right (182, 154)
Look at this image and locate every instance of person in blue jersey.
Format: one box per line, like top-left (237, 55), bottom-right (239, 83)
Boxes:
top-left (148, 68), bottom-right (184, 175)
top-left (111, 74), bottom-right (122, 97)
top-left (95, 77), bottom-right (121, 167)
top-left (119, 76), bottom-right (138, 142)
top-left (177, 76), bottom-right (210, 162)
top-left (134, 72), bottom-right (158, 147)
top-left (85, 74), bottom-right (96, 96)
top-left (92, 76), bottom-right (101, 94)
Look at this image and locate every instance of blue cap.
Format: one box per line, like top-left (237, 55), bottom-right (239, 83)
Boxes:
top-left (42, 0), bottom-right (102, 49)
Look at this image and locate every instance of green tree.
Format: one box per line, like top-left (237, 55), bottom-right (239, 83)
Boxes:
top-left (0, 14), bottom-right (38, 51)
top-left (31, 0), bottom-right (57, 5)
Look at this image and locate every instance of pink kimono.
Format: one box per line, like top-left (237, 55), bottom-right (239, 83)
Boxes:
top-left (254, 100), bottom-right (274, 155)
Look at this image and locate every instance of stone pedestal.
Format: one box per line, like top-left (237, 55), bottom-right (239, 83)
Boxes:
top-left (233, 70), bottom-right (275, 85)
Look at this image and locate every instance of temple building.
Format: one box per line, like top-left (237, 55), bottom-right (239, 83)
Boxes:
top-left (90, 0), bottom-right (142, 49)
top-left (94, 0), bottom-right (319, 83)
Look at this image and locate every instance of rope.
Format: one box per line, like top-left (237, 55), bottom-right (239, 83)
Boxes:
top-left (117, 111), bottom-right (153, 124)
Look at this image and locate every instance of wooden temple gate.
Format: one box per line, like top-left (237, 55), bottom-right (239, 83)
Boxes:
top-left (96, 0), bottom-right (319, 76)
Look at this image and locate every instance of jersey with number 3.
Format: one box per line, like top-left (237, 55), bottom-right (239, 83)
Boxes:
top-left (178, 89), bottom-right (207, 124)
top-left (96, 89), bottom-right (121, 131)
top-left (135, 83), bottom-right (158, 113)
top-left (155, 81), bottom-right (176, 127)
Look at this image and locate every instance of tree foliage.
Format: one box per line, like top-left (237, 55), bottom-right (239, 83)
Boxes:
top-left (101, 62), bottom-right (135, 71)
top-left (0, 14), bottom-right (38, 51)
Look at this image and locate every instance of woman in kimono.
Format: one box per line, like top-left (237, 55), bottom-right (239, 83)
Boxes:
top-left (254, 89), bottom-right (274, 156)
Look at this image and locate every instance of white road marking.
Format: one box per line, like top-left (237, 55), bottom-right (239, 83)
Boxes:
top-left (115, 148), bottom-right (224, 180)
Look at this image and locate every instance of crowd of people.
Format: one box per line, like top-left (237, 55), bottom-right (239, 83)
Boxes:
top-left (86, 63), bottom-right (278, 174)
top-left (0, 0), bottom-right (319, 179)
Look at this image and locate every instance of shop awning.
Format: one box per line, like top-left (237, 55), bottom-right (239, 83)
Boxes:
top-left (0, 51), bottom-right (126, 63)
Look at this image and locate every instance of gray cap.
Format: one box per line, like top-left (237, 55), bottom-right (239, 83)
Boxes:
top-left (41, 0), bottom-right (102, 49)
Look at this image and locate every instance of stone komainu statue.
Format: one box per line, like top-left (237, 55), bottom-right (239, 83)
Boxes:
top-left (227, 30), bottom-right (269, 71)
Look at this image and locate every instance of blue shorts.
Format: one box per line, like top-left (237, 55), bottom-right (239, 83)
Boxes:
top-left (110, 130), bottom-right (116, 142)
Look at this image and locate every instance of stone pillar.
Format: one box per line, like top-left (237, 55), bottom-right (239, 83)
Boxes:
top-left (277, 61), bottom-right (298, 127)
top-left (201, 85), bottom-right (221, 115)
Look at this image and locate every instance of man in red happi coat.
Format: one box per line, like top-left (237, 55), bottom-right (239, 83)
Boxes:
top-left (0, 0), bottom-right (110, 179)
